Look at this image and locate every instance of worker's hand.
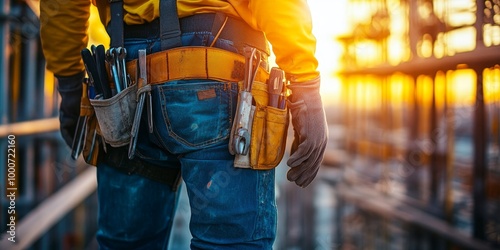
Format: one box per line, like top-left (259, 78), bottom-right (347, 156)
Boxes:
top-left (56, 71), bottom-right (84, 148)
top-left (287, 76), bottom-right (328, 187)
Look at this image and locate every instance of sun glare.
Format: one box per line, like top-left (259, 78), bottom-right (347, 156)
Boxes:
top-left (308, 0), bottom-right (348, 105)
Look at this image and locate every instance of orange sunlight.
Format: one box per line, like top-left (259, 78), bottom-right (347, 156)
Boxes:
top-left (308, 0), bottom-right (348, 105)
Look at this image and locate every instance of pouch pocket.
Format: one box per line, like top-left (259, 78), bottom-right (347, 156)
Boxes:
top-left (90, 84), bottom-right (137, 147)
top-left (235, 81), bottom-right (289, 170)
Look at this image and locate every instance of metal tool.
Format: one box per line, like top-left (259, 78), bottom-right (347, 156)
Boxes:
top-left (94, 45), bottom-right (112, 98)
top-left (71, 79), bottom-right (90, 160)
top-left (268, 67), bottom-right (284, 108)
top-left (128, 49), bottom-right (148, 159)
top-left (105, 48), bottom-right (122, 94)
top-left (116, 47), bottom-right (129, 89)
top-left (86, 129), bottom-right (98, 163)
top-left (230, 47), bottom-right (261, 156)
top-left (147, 90), bottom-right (153, 133)
top-left (81, 49), bottom-right (102, 95)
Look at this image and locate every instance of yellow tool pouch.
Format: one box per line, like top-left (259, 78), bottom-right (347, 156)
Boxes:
top-left (234, 81), bottom-right (289, 170)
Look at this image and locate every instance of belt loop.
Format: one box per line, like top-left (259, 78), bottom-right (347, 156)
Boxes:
top-left (160, 0), bottom-right (182, 50)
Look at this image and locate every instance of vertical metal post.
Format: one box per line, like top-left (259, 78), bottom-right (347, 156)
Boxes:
top-left (429, 76), bottom-right (439, 209)
top-left (473, 0), bottom-right (487, 241)
top-left (444, 77), bottom-right (455, 223)
top-left (0, 0), bottom-right (10, 228)
top-left (472, 69), bottom-right (487, 240)
top-left (406, 79), bottom-right (420, 199)
top-left (0, 0), bottom-right (9, 124)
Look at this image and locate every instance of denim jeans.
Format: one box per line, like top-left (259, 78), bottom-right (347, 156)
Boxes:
top-left (96, 32), bottom-right (277, 249)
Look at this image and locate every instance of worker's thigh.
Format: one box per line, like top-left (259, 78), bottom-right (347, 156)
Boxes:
top-left (180, 142), bottom-right (277, 249)
top-left (95, 163), bottom-right (181, 249)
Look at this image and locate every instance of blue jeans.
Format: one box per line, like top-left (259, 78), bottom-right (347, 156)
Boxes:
top-left (96, 32), bottom-right (277, 249)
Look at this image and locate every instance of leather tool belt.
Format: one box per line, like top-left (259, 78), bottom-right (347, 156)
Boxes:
top-left (123, 46), bottom-right (269, 86)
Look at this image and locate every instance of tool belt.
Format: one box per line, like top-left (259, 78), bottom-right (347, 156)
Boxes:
top-left (89, 46), bottom-right (269, 146)
top-left (124, 46), bottom-right (269, 85)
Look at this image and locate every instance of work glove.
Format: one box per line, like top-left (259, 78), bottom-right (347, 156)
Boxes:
top-left (287, 76), bottom-right (328, 187)
top-left (56, 71), bottom-right (84, 148)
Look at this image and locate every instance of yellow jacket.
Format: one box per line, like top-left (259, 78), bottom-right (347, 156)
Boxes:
top-left (40, 0), bottom-right (318, 82)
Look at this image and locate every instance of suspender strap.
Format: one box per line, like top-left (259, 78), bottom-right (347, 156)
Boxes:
top-left (108, 0), bottom-right (124, 48)
top-left (160, 0), bottom-right (182, 50)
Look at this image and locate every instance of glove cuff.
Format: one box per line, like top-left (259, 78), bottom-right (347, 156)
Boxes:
top-left (288, 76), bottom-right (321, 103)
top-left (56, 71), bottom-right (85, 93)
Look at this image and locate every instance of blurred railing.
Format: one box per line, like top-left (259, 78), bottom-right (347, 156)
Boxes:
top-left (0, 1), bottom-right (98, 249)
top-left (334, 0), bottom-right (500, 249)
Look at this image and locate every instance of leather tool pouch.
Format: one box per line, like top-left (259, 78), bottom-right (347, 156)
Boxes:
top-left (234, 81), bottom-right (289, 170)
top-left (79, 83), bottom-right (101, 166)
top-left (90, 84), bottom-right (137, 147)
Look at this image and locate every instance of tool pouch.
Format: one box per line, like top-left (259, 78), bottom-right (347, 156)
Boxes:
top-left (233, 81), bottom-right (289, 170)
top-left (90, 84), bottom-right (137, 147)
top-left (79, 83), bottom-right (101, 166)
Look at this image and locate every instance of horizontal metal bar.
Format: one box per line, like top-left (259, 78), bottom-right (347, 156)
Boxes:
top-left (338, 183), bottom-right (495, 250)
top-left (0, 167), bottom-right (97, 250)
top-left (0, 117), bottom-right (59, 137)
top-left (340, 45), bottom-right (500, 76)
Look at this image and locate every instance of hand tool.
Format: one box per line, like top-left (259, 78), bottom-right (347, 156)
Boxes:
top-left (105, 48), bottom-right (123, 94)
top-left (116, 47), bottom-right (128, 90)
top-left (81, 48), bottom-right (103, 97)
top-left (268, 67), bottom-right (284, 108)
top-left (128, 49), bottom-right (148, 159)
top-left (147, 90), bottom-right (153, 133)
top-left (230, 47), bottom-right (261, 156)
top-left (71, 116), bottom-right (87, 160)
top-left (71, 79), bottom-right (89, 160)
top-left (86, 128), bottom-right (98, 163)
top-left (94, 45), bottom-right (112, 98)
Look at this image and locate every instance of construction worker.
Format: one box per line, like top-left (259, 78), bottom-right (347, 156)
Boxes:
top-left (40, 0), bottom-right (328, 249)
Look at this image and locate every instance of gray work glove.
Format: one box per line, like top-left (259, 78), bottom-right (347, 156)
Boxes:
top-left (56, 71), bottom-right (84, 148)
top-left (287, 76), bottom-right (328, 187)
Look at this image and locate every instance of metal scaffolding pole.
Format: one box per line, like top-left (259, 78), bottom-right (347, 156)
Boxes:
top-left (0, 0), bottom-right (11, 231)
top-left (0, 0), bottom-right (9, 124)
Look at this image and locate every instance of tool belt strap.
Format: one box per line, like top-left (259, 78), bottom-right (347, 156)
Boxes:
top-left (124, 46), bottom-right (269, 85)
top-left (124, 13), bottom-right (270, 56)
top-left (100, 146), bottom-right (182, 190)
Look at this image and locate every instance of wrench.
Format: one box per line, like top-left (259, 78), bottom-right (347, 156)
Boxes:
top-left (116, 47), bottom-right (129, 89)
top-left (105, 48), bottom-right (122, 94)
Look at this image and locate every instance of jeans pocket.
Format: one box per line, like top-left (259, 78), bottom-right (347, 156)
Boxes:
top-left (153, 81), bottom-right (232, 153)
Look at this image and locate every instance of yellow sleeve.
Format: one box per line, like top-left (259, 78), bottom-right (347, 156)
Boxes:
top-left (248, 0), bottom-right (319, 82)
top-left (40, 0), bottom-right (90, 77)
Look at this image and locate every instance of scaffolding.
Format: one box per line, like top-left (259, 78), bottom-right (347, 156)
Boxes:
top-left (336, 0), bottom-right (500, 248)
